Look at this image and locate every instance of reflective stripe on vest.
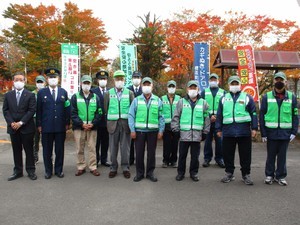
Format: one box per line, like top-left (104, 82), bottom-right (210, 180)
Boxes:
top-left (107, 88), bottom-right (130, 120)
top-left (179, 98), bottom-right (205, 131)
top-left (205, 88), bottom-right (224, 114)
top-left (264, 91), bottom-right (293, 128)
top-left (76, 92), bottom-right (98, 124)
top-left (161, 95), bottom-right (180, 123)
top-left (135, 95), bottom-right (159, 129)
top-left (222, 92), bottom-right (251, 124)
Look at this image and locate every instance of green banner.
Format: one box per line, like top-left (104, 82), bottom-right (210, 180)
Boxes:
top-left (119, 43), bottom-right (137, 87)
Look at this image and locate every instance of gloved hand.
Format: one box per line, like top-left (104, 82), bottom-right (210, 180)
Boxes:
top-left (290, 134), bottom-right (296, 142)
top-left (262, 137), bottom-right (267, 143)
top-left (201, 134), bottom-right (206, 142)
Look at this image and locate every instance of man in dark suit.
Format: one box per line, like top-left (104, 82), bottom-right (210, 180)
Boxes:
top-left (127, 71), bottom-right (142, 165)
top-left (92, 70), bottom-right (110, 167)
top-left (36, 68), bottom-right (71, 179)
top-left (3, 72), bottom-right (37, 181)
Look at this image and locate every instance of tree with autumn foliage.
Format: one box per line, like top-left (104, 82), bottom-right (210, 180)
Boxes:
top-left (1, 2), bottom-right (109, 82)
top-left (163, 10), bottom-right (298, 92)
top-left (126, 12), bottom-right (168, 82)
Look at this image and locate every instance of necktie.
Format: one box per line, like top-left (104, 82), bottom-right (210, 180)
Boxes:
top-left (102, 88), bottom-right (105, 95)
top-left (135, 88), bottom-right (138, 93)
top-left (16, 91), bottom-right (20, 106)
top-left (52, 89), bottom-right (55, 101)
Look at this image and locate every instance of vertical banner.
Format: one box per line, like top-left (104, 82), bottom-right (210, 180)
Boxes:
top-left (61, 43), bottom-right (79, 98)
top-left (193, 42), bottom-right (210, 91)
top-left (236, 45), bottom-right (259, 101)
top-left (119, 43), bottom-right (138, 87)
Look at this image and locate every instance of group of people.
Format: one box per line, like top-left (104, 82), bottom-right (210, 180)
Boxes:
top-left (2, 68), bottom-right (298, 186)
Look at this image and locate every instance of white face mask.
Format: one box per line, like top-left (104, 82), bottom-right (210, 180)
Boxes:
top-left (36, 83), bottom-right (45, 90)
top-left (132, 78), bottom-right (141, 86)
top-left (14, 81), bottom-right (25, 90)
top-left (229, 85), bottom-right (241, 94)
top-left (115, 80), bottom-right (125, 89)
top-left (209, 81), bottom-right (219, 88)
top-left (168, 87), bottom-right (176, 94)
top-left (142, 86), bottom-right (152, 95)
top-left (82, 84), bottom-right (91, 92)
top-left (98, 79), bottom-right (107, 88)
top-left (48, 78), bottom-right (58, 87)
top-left (188, 89), bottom-right (198, 98)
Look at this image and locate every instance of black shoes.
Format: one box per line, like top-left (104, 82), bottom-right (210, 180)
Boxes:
top-left (146, 174), bottom-right (158, 182)
top-left (190, 175), bottom-right (199, 182)
top-left (45, 174), bottom-right (52, 179)
top-left (216, 160), bottom-right (225, 168)
top-left (176, 174), bottom-right (184, 181)
top-left (202, 160), bottom-right (210, 167)
top-left (55, 172), bottom-right (64, 178)
top-left (101, 162), bottom-right (111, 167)
top-left (133, 175), bottom-right (144, 182)
top-left (7, 173), bottom-right (23, 181)
top-left (28, 173), bottom-right (37, 180)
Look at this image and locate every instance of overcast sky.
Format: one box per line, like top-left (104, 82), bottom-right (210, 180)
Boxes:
top-left (1, 0), bottom-right (300, 59)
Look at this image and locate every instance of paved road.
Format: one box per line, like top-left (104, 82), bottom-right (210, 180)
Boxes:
top-left (0, 101), bottom-right (299, 225)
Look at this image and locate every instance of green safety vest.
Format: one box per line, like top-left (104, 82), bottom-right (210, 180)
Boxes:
top-left (205, 88), bottom-right (225, 114)
top-left (222, 92), bottom-right (251, 124)
top-left (161, 95), bottom-right (180, 123)
top-left (76, 92), bottom-right (98, 124)
top-left (180, 98), bottom-right (205, 131)
top-left (107, 88), bottom-right (130, 120)
top-left (135, 95), bottom-right (160, 129)
top-left (264, 91), bottom-right (294, 129)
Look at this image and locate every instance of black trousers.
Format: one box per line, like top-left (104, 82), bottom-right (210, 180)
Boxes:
top-left (162, 130), bottom-right (179, 164)
top-left (222, 136), bottom-right (252, 176)
top-left (42, 132), bottom-right (66, 175)
top-left (135, 131), bottom-right (158, 177)
top-left (95, 126), bottom-right (109, 164)
top-left (129, 139), bottom-right (135, 164)
top-left (177, 141), bottom-right (200, 176)
top-left (10, 132), bottom-right (35, 175)
top-left (33, 128), bottom-right (40, 160)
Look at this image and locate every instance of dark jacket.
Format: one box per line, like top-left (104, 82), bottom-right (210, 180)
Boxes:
top-left (3, 89), bottom-right (36, 134)
top-left (128, 85), bottom-right (142, 97)
top-left (36, 87), bottom-right (70, 133)
top-left (259, 90), bottom-right (298, 140)
top-left (91, 86), bottom-right (107, 128)
top-left (215, 91), bottom-right (258, 137)
top-left (71, 90), bottom-right (102, 130)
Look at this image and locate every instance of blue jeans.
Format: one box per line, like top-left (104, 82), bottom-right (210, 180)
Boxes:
top-left (265, 139), bottom-right (289, 179)
top-left (203, 123), bottom-right (223, 162)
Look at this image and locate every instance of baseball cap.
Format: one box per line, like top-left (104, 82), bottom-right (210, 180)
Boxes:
top-left (142, 77), bottom-right (153, 84)
top-left (35, 75), bottom-right (46, 82)
top-left (187, 80), bottom-right (199, 87)
top-left (274, 72), bottom-right (287, 80)
top-left (209, 73), bottom-right (219, 79)
top-left (80, 75), bottom-right (92, 83)
top-left (113, 70), bottom-right (126, 78)
top-left (228, 76), bottom-right (241, 84)
top-left (167, 80), bottom-right (176, 87)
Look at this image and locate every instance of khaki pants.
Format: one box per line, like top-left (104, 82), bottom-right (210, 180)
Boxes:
top-left (73, 129), bottom-right (97, 171)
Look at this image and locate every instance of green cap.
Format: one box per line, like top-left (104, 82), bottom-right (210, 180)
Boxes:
top-left (228, 75), bottom-right (241, 84)
top-left (209, 73), bottom-right (219, 79)
top-left (142, 77), bottom-right (153, 84)
top-left (274, 71), bottom-right (286, 80)
top-left (187, 80), bottom-right (199, 87)
top-left (113, 70), bottom-right (126, 78)
top-left (35, 75), bottom-right (46, 82)
top-left (80, 75), bottom-right (92, 83)
top-left (167, 80), bottom-right (176, 87)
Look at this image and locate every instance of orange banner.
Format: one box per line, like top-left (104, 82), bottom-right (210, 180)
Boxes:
top-left (236, 45), bottom-right (259, 101)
